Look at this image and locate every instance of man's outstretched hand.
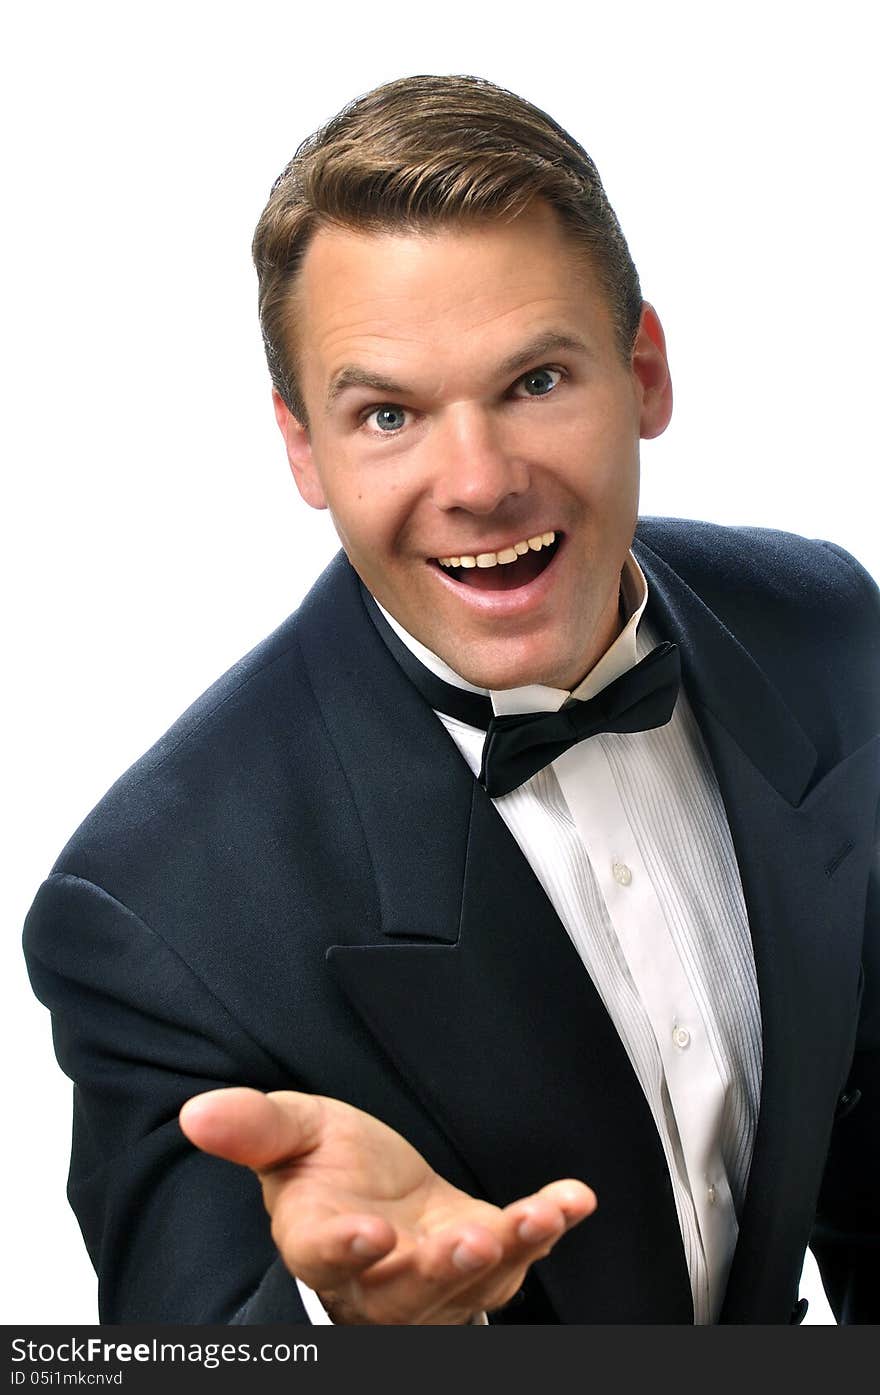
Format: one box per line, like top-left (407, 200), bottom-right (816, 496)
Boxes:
top-left (179, 1087), bottom-right (596, 1325)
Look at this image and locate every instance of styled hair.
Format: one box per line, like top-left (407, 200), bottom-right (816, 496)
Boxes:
top-left (252, 74), bottom-right (643, 422)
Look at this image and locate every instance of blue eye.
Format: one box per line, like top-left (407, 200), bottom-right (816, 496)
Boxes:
top-left (369, 405), bottom-right (407, 432)
top-left (515, 367), bottom-right (563, 397)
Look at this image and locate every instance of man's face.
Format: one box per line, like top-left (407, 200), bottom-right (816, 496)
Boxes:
top-left (274, 202), bottom-right (671, 690)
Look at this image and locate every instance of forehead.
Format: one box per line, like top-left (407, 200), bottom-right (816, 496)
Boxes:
top-left (289, 204), bottom-right (616, 388)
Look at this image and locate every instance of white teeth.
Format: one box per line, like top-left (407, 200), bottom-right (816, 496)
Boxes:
top-left (437, 531), bottom-right (556, 569)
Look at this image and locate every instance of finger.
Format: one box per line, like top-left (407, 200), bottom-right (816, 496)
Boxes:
top-left (335, 1221), bottom-right (506, 1326)
top-left (404, 1221), bottom-right (529, 1324)
top-left (353, 1182), bottom-right (594, 1312)
top-left (419, 1186), bottom-right (597, 1321)
top-left (498, 1179), bottom-right (595, 1255)
top-left (179, 1087), bottom-right (323, 1170)
top-left (506, 1178), bottom-right (596, 1231)
top-left (530, 1178), bottom-right (597, 1225)
top-left (269, 1205), bottom-right (400, 1293)
top-left (411, 1221), bottom-right (505, 1283)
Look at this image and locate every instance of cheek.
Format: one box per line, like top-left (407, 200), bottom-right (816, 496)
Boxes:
top-left (549, 415), bottom-right (639, 505)
top-left (322, 477), bottom-right (409, 563)
top-left (530, 387), bottom-right (638, 469)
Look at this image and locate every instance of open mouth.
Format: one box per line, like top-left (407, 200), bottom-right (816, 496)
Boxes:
top-left (431, 531), bottom-right (562, 591)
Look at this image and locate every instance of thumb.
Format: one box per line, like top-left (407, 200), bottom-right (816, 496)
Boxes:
top-left (179, 1087), bottom-right (323, 1171)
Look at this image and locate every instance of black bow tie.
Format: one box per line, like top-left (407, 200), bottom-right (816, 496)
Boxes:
top-left (361, 586), bottom-right (680, 798)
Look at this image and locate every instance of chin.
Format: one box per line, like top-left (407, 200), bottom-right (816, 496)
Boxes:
top-left (451, 648), bottom-right (565, 693)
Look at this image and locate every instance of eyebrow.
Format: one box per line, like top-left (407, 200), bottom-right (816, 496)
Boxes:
top-left (324, 331), bottom-right (593, 412)
top-left (496, 331), bottom-right (594, 378)
top-left (325, 366), bottom-right (409, 410)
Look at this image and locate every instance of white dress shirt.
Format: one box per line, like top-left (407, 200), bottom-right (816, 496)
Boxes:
top-left (300, 551), bottom-right (761, 1325)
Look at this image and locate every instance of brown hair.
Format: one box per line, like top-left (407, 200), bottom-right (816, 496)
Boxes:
top-left (252, 74), bottom-right (643, 422)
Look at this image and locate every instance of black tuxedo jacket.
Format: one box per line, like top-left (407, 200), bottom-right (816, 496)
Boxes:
top-left (24, 518), bottom-right (880, 1324)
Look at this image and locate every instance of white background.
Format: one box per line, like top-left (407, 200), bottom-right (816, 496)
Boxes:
top-left (4, 0), bottom-right (877, 1324)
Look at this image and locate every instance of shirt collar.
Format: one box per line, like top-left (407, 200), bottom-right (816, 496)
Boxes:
top-left (375, 550), bottom-right (649, 718)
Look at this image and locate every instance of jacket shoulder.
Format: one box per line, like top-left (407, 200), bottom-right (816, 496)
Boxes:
top-left (47, 557), bottom-right (354, 902)
top-left (636, 516), bottom-right (879, 628)
top-left (636, 518), bottom-right (880, 758)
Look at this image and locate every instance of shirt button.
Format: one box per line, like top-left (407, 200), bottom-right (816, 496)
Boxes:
top-left (612, 861), bottom-right (632, 886)
top-left (672, 1025), bottom-right (691, 1050)
top-left (707, 1185), bottom-right (717, 1205)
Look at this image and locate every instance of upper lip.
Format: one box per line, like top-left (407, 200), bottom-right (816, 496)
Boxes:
top-left (427, 529), bottom-right (560, 560)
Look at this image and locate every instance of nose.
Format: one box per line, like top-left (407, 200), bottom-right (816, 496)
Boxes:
top-left (429, 404), bottom-right (530, 514)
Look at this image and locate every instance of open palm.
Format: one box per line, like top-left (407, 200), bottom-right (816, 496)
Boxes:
top-left (180, 1087), bottom-right (596, 1325)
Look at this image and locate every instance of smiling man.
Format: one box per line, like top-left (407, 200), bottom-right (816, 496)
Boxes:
top-left (24, 75), bottom-right (880, 1327)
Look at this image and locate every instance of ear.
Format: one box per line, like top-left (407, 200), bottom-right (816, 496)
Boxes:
top-left (631, 303), bottom-right (673, 440)
top-left (272, 389), bottom-right (328, 510)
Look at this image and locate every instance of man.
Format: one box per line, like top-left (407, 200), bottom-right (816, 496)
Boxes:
top-left (24, 75), bottom-right (879, 1326)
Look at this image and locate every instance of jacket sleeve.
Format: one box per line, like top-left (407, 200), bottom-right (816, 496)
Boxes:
top-left (23, 871), bottom-right (311, 1324)
top-left (811, 831), bottom-right (880, 1322)
top-left (808, 542), bottom-right (880, 1322)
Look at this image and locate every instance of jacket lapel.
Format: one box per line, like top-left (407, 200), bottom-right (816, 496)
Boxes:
top-left (634, 535), bottom-right (878, 1321)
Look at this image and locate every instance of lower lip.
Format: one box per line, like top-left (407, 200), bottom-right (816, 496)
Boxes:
top-left (428, 539), bottom-right (566, 617)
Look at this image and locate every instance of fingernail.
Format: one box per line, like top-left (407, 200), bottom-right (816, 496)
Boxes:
top-left (351, 1235), bottom-right (386, 1259)
top-left (452, 1241), bottom-right (489, 1272)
